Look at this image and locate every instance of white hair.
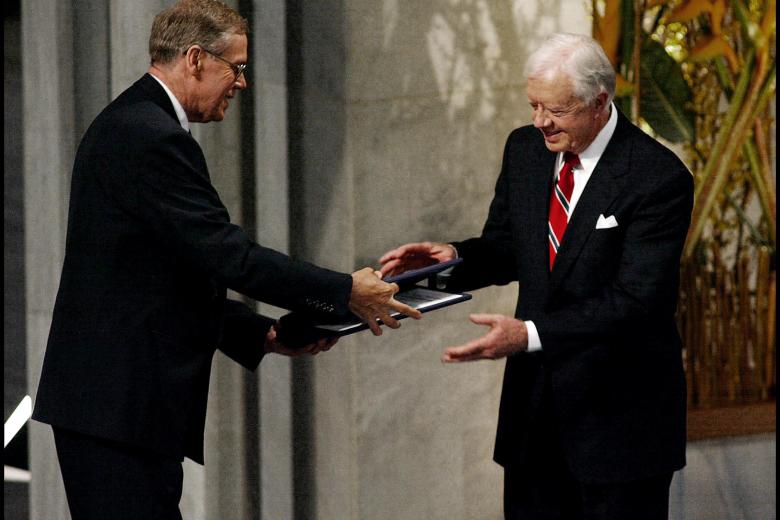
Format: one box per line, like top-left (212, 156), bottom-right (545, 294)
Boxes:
top-left (524, 33), bottom-right (616, 106)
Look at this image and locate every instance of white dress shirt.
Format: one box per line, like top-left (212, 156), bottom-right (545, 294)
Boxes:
top-left (149, 73), bottom-right (191, 133)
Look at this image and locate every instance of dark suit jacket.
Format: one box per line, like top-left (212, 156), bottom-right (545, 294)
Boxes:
top-left (449, 111), bottom-right (693, 484)
top-left (33, 74), bottom-right (352, 464)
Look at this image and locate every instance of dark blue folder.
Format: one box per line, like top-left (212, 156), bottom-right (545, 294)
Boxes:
top-left (277, 259), bottom-right (471, 347)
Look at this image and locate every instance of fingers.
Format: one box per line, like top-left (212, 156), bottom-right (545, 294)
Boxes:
top-left (349, 268), bottom-right (426, 333)
top-left (279, 335), bottom-right (339, 357)
top-left (367, 319), bottom-right (383, 335)
top-left (379, 259), bottom-right (402, 277)
top-left (441, 315), bottom-right (528, 362)
top-left (379, 243), bottom-right (423, 264)
top-left (352, 307), bottom-right (384, 335)
top-left (379, 242), bottom-right (456, 276)
top-left (469, 313), bottom-right (500, 326)
top-left (379, 243), bottom-right (434, 264)
top-left (301, 342), bottom-right (320, 355)
top-left (387, 297), bottom-right (422, 320)
top-left (441, 317), bottom-right (502, 362)
top-left (441, 338), bottom-right (488, 363)
top-left (376, 311), bottom-right (401, 329)
top-left (306, 337), bottom-right (335, 356)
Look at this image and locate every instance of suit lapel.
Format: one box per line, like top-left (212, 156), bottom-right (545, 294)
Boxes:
top-left (549, 113), bottom-right (633, 287)
top-left (527, 143), bottom-right (557, 276)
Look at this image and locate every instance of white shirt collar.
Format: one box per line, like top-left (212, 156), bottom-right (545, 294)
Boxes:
top-left (576, 102), bottom-right (618, 172)
top-left (553, 103), bottom-right (618, 216)
top-left (149, 73), bottom-right (191, 133)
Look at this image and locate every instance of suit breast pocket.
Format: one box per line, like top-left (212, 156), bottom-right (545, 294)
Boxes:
top-left (579, 227), bottom-right (624, 273)
top-left (590, 224), bottom-right (624, 245)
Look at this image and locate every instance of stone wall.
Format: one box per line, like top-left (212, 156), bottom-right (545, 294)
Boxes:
top-left (18, 1), bottom-right (774, 519)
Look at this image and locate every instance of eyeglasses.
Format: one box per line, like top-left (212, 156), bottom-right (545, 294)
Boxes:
top-left (529, 101), bottom-right (587, 121)
top-left (201, 48), bottom-right (247, 82)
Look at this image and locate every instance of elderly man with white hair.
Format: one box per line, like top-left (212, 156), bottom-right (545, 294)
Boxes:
top-left (381, 33), bottom-right (693, 519)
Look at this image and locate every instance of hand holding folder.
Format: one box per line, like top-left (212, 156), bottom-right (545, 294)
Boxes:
top-left (276, 259), bottom-right (471, 349)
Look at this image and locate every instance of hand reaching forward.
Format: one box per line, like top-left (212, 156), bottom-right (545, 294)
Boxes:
top-left (264, 325), bottom-right (338, 356)
top-left (378, 242), bottom-right (457, 278)
top-left (442, 314), bottom-right (528, 362)
top-left (349, 268), bottom-right (422, 336)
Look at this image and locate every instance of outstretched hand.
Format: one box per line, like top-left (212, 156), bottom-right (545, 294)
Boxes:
top-left (441, 314), bottom-right (528, 362)
top-left (378, 242), bottom-right (457, 278)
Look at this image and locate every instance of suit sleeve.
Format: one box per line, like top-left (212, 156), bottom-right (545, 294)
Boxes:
top-left (533, 165), bottom-right (694, 362)
top-left (100, 132), bottom-right (352, 315)
top-left (447, 130), bottom-right (520, 292)
top-left (215, 299), bottom-right (276, 370)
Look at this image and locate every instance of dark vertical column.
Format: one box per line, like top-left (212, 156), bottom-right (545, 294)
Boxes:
top-left (72, 0), bottom-right (111, 142)
top-left (286, 0), bottom-right (354, 518)
top-left (238, 3), bottom-right (260, 520)
top-left (285, 5), bottom-right (319, 518)
top-left (4, 5), bottom-right (29, 517)
top-left (285, 5), bottom-right (316, 519)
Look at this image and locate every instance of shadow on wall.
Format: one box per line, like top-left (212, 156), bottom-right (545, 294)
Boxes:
top-left (284, 0), bottom-right (579, 266)
top-left (286, 0), bottom-right (349, 266)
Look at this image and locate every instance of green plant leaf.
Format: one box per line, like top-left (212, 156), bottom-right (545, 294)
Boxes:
top-left (615, 95), bottom-right (632, 117)
top-left (639, 38), bottom-right (696, 143)
top-left (619, 0), bottom-right (636, 77)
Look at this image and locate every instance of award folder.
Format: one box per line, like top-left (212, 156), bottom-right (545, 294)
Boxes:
top-left (277, 259), bottom-right (471, 347)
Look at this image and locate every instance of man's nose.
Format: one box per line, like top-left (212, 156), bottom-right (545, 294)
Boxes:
top-left (532, 109), bottom-right (550, 128)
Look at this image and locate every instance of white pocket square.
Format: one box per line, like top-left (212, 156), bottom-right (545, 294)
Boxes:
top-left (596, 214), bottom-right (619, 229)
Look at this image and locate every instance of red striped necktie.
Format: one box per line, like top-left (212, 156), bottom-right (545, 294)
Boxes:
top-left (548, 152), bottom-right (580, 270)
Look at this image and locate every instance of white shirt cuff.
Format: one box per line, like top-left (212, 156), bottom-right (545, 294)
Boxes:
top-left (525, 321), bottom-right (542, 352)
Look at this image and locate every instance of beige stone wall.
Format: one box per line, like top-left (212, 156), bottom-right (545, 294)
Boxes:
top-left (19, 1), bottom-right (777, 519)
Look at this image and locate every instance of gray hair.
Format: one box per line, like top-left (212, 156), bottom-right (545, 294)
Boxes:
top-left (524, 33), bottom-right (616, 106)
top-left (149, 0), bottom-right (249, 64)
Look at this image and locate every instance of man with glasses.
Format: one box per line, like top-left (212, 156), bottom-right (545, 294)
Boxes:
top-left (201, 47), bottom-right (247, 82)
top-left (32, 1), bottom-right (419, 518)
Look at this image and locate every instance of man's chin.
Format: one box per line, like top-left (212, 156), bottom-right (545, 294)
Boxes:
top-left (544, 141), bottom-right (566, 153)
top-left (541, 132), bottom-right (566, 151)
top-left (206, 112), bottom-right (225, 123)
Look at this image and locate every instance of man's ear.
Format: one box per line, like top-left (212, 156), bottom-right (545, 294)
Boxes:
top-left (596, 91), bottom-right (609, 111)
top-left (183, 45), bottom-right (202, 76)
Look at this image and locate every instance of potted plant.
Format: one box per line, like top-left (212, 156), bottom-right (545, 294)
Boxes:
top-left (592, 0), bottom-right (775, 422)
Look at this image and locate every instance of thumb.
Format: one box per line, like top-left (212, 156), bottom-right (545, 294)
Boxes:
top-left (469, 313), bottom-right (499, 327)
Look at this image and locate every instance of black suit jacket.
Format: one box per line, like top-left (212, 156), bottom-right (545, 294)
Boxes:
top-left (33, 74), bottom-right (352, 463)
top-left (449, 111), bottom-right (693, 484)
